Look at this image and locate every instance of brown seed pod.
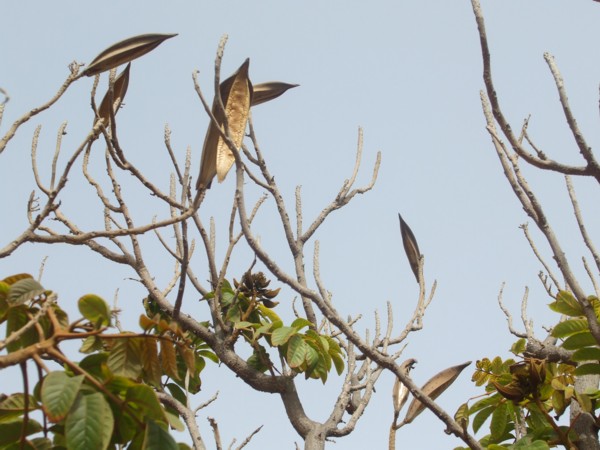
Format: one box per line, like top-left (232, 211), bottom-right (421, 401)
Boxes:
top-left (402, 361), bottom-right (471, 425)
top-left (83, 33), bottom-right (177, 77)
top-left (251, 82), bottom-right (299, 106)
top-left (197, 59), bottom-right (252, 190)
top-left (398, 213), bottom-right (422, 283)
top-left (393, 359), bottom-right (417, 418)
top-left (97, 63), bottom-right (131, 124)
top-left (493, 380), bottom-right (526, 402)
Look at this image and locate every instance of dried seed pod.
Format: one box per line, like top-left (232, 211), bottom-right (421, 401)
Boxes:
top-left (97, 63), bottom-right (131, 124)
top-left (493, 380), bottom-right (526, 402)
top-left (398, 213), bottom-right (421, 283)
top-left (251, 82), bottom-right (299, 106)
top-left (262, 288), bottom-right (281, 299)
top-left (83, 33), bottom-right (177, 76)
top-left (197, 59), bottom-right (253, 189)
top-left (393, 359), bottom-right (417, 418)
top-left (402, 361), bottom-right (471, 425)
top-left (262, 299), bottom-right (279, 309)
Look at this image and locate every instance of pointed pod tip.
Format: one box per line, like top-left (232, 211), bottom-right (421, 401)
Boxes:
top-left (250, 81), bottom-right (300, 107)
top-left (398, 212), bottom-right (421, 283)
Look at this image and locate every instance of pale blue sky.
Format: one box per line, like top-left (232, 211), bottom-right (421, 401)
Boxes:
top-left (2, 1), bottom-right (600, 448)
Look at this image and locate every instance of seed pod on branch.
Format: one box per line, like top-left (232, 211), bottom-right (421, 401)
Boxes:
top-left (393, 358), bottom-right (417, 419)
top-left (398, 213), bottom-right (422, 283)
top-left (83, 33), bottom-right (177, 76)
top-left (251, 82), bottom-right (299, 106)
top-left (401, 361), bottom-right (471, 425)
top-left (197, 58), bottom-right (252, 190)
top-left (97, 63), bottom-right (131, 125)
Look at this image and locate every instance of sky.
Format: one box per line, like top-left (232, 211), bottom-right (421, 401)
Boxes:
top-left (2, 1), bottom-right (600, 448)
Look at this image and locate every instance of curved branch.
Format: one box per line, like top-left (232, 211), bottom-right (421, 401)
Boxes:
top-left (471, 0), bottom-right (599, 181)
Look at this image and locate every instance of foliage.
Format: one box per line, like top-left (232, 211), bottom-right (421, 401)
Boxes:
top-left (454, 290), bottom-right (600, 449)
top-left (0, 270), bottom-right (344, 448)
top-left (206, 272), bottom-right (345, 383)
top-left (3, 1), bottom-right (600, 448)
top-left (0, 273), bottom-right (208, 449)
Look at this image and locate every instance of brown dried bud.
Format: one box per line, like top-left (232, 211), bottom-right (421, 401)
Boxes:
top-left (234, 271), bottom-right (280, 305)
top-left (493, 381), bottom-right (526, 402)
top-left (528, 358), bottom-right (547, 386)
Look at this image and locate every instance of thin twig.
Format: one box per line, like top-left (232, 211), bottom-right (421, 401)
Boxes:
top-left (566, 176), bottom-right (600, 274)
top-left (0, 67), bottom-right (82, 154)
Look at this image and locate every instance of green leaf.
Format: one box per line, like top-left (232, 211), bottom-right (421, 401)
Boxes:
top-left (65, 393), bottom-right (113, 450)
top-left (562, 331), bottom-right (597, 350)
top-left (41, 372), bottom-right (84, 422)
top-left (164, 410), bottom-right (185, 432)
top-left (318, 335), bottom-right (330, 354)
top-left (472, 405), bottom-right (495, 434)
top-left (3, 274), bottom-right (34, 286)
top-left (552, 390), bottom-right (566, 418)
top-left (575, 391), bottom-right (593, 413)
top-left (572, 347), bottom-right (600, 362)
top-left (78, 294), bottom-right (111, 327)
top-left (28, 436), bottom-right (53, 450)
top-left (0, 394), bottom-right (40, 421)
top-left (126, 385), bottom-right (166, 422)
top-left (221, 290), bottom-right (235, 306)
top-left (198, 349), bottom-right (219, 364)
top-left (79, 353), bottom-right (109, 380)
top-left (325, 335), bottom-right (343, 355)
top-left (489, 401), bottom-right (508, 443)
top-left (7, 279), bottom-right (45, 306)
top-left (271, 326), bottom-right (297, 346)
top-left (0, 282), bottom-right (9, 320)
top-left (510, 338), bottom-right (526, 355)
top-left (107, 336), bottom-right (143, 378)
top-left (490, 356), bottom-right (504, 374)
top-left (513, 440), bottom-right (550, 450)
top-left (290, 318), bottom-right (312, 330)
top-left (79, 336), bottom-right (103, 354)
top-left (309, 352), bottom-right (329, 384)
top-left (106, 376), bottom-right (137, 396)
top-left (256, 304), bottom-right (281, 322)
top-left (304, 344), bottom-right (319, 374)
top-left (331, 351), bottom-right (345, 375)
top-left (549, 291), bottom-right (583, 317)
top-left (526, 405), bottom-right (549, 430)
top-left (0, 418), bottom-right (42, 446)
top-left (247, 351), bottom-right (269, 373)
top-left (552, 319), bottom-right (589, 339)
top-left (287, 335), bottom-right (308, 368)
top-left (165, 383), bottom-right (187, 406)
top-left (575, 363), bottom-right (600, 376)
top-left (142, 420), bottom-right (177, 450)
top-left (5, 306), bottom-right (38, 352)
top-left (454, 402), bottom-right (469, 430)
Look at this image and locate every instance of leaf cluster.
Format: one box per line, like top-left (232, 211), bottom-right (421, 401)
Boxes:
top-left (206, 273), bottom-right (345, 383)
top-left (0, 273), bottom-right (219, 449)
top-left (454, 290), bottom-right (600, 449)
